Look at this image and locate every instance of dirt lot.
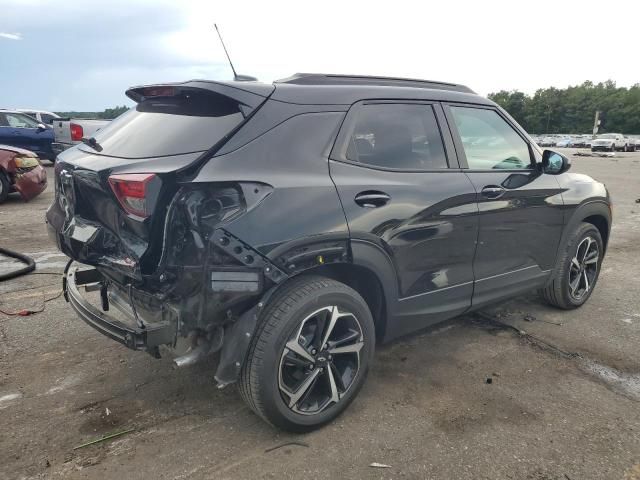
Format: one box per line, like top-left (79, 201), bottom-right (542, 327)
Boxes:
top-left (1, 150), bottom-right (639, 480)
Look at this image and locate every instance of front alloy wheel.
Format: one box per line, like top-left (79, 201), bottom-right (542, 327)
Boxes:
top-left (539, 222), bottom-right (604, 309)
top-left (568, 236), bottom-right (599, 301)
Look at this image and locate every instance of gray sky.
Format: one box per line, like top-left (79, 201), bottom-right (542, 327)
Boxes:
top-left (1, 0), bottom-right (638, 111)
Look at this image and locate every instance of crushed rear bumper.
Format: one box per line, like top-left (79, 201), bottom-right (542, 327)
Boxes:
top-left (64, 264), bottom-right (176, 350)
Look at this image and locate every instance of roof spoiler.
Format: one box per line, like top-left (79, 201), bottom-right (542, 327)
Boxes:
top-left (125, 80), bottom-right (274, 107)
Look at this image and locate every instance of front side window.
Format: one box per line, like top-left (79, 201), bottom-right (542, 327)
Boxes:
top-left (342, 103), bottom-right (448, 170)
top-left (5, 113), bottom-right (40, 129)
top-left (450, 106), bottom-right (532, 170)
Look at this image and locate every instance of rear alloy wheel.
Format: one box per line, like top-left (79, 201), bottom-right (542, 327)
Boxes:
top-left (278, 305), bottom-right (364, 415)
top-left (540, 222), bottom-right (603, 309)
top-left (239, 276), bottom-right (375, 432)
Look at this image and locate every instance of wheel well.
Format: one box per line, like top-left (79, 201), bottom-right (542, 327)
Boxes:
top-left (295, 263), bottom-right (387, 342)
top-left (583, 214), bottom-right (609, 251)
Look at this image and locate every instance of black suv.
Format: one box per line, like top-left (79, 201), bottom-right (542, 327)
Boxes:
top-left (46, 74), bottom-right (611, 431)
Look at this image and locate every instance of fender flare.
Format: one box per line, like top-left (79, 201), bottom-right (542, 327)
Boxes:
top-left (553, 200), bottom-right (611, 269)
top-left (349, 239), bottom-right (399, 331)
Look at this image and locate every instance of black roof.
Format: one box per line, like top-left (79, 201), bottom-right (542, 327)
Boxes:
top-left (276, 73), bottom-right (475, 94)
top-left (270, 73), bottom-right (490, 106)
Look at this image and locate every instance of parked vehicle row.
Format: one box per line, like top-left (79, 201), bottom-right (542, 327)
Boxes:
top-left (47, 74), bottom-right (611, 432)
top-left (532, 133), bottom-right (638, 152)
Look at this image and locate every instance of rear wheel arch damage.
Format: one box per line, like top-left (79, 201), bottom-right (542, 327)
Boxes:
top-left (215, 242), bottom-right (389, 384)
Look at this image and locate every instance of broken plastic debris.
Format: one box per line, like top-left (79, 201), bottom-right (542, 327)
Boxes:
top-left (369, 462), bottom-right (392, 468)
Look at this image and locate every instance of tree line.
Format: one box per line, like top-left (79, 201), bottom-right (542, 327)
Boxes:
top-left (488, 81), bottom-right (640, 134)
top-left (54, 105), bottom-right (129, 120)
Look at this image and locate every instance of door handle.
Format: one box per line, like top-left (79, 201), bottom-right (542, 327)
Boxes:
top-left (481, 185), bottom-right (506, 199)
top-left (354, 191), bottom-right (391, 208)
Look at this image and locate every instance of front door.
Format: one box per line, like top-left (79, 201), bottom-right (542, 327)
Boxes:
top-left (443, 104), bottom-right (565, 307)
top-left (329, 101), bottom-right (479, 338)
top-left (0, 112), bottom-right (26, 150)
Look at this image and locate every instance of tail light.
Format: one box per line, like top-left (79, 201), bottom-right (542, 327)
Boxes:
top-left (108, 173), bottom-right (158, 218)
top-left (70, 123), bottom-right (84, 141)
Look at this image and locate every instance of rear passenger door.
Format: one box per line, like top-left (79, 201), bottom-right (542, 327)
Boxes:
top-left (443, 104), bottom-right (565, 307)
top-left (329, 101), bottom-right (479, 339)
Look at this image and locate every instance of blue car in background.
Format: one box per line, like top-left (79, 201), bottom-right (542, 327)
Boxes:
top-left (0, 110), bottom-right (55, 162)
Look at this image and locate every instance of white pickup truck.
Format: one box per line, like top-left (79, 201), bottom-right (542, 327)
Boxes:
top-left (591, 133), bottom-right (630, 152)
top-left (51, 118), bottom-right (110, 156)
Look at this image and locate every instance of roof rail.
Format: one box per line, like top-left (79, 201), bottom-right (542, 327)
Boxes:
top-left (275, 73), bottom-right (475, 94)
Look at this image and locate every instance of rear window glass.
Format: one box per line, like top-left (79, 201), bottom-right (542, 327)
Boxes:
top-left (341, 103), bottom-right (448, 170)
top-left (83, 90), bottom-right (244, 158)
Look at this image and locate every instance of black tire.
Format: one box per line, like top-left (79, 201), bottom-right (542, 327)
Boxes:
top-left (0, 171), bottom-right (9, 203)
top-left (239, 275), bottom-right (375, 432)
top-left (539, 222), bottom-right (603, 309)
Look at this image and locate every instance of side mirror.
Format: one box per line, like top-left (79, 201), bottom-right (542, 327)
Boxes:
top-left (542, 149), bottom-right (571, 175)
top-left (36, 123), bottom-right (46, 132)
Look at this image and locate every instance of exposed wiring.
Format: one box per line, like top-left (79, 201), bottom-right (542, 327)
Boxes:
top-left (0, 288), bottom-right (63, 316)
top-left (0, 250), bottom-right (66, 316)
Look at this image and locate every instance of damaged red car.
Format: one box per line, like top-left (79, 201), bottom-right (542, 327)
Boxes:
top-left (0, 144), bottom-right (48, 203)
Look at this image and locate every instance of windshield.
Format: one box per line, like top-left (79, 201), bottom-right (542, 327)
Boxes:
top-left (600, 134), bottom-right (617, 139)
top-left (83, 90), bottom-right (245, 159)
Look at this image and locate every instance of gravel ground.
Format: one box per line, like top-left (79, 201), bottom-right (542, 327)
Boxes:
top-left (1, 150), bottom-right (639, 480)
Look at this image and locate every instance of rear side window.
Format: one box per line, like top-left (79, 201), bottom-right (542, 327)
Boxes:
top-left (340, 103), bottom-right (448, 170)
top-left (85, 89), bottom-right (245, 159)
top-left (450, 106), bottom-right (532, 170)
top-left (41, 114), bottom-right (56, 124)
top-left (5, 113), bottom-right (39, 128)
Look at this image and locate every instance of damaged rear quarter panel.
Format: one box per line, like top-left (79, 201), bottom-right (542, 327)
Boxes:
top-left (193, 111), bottom-right (351, 257)
top-left (158, 111), bottom-right (351, 333)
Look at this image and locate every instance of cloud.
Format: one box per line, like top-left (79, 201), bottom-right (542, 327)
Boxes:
top-left (0, 32), bottom-right (22, 40)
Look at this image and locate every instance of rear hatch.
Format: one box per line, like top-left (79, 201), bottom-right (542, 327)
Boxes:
top-left (46, 80), bottom-right (273, 280)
